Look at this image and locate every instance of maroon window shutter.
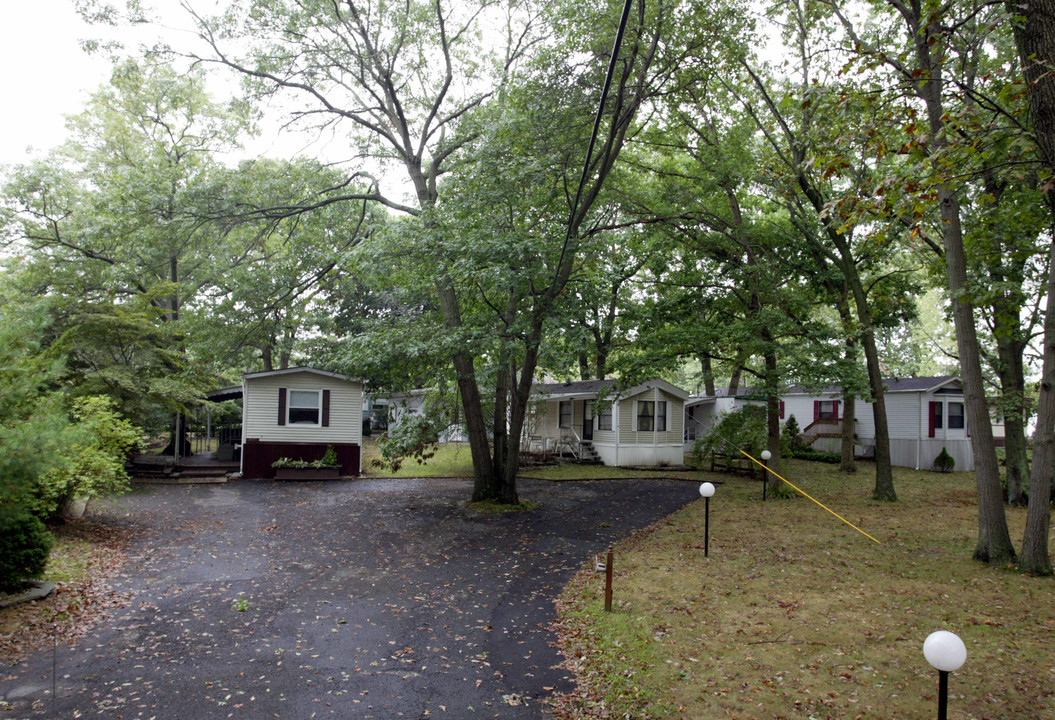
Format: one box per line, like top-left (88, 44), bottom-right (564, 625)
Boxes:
top-left (780, 401), bottom-right (785, 419)
top-left (813, 401), bottom-right (820, 421)
top-left (833, 400), bottom-right (841, 419)
top-left (928, 401), bottom-right (937, 437)
top-left (322, 389), bottom-right (331, 427)
top-left (278, 387), bottom-right (287, 426)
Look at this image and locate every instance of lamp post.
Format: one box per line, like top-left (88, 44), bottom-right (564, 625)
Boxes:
top-left (699, 482), bottom-right (715, 556)
top-left (760, 450), bottom-right (772, 500)
top-left (923, 630), bottom-right (966, 720)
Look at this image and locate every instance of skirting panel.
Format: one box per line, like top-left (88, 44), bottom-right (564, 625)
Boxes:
top-left (243, 440), bottom-right (361, 479)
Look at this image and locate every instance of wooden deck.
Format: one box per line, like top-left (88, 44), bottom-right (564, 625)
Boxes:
top-left (127, 452), bottom-right (240, 484)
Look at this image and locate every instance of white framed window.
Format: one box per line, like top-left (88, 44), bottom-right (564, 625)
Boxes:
top-left (637, 400), bottom-right (655, 431)
top-left (948, 402), bottom-right (965, 429)
top-left (288, 389), bottom-right (322, 425)
top-left (657, 400), bottom-right (668, 432)
top-left (559, 400), bottom-right (572, 429)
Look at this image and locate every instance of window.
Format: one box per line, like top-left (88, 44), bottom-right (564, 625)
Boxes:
top-left (597, 403), bottom-right (613, 431)
top-left (559, 401), bottom-right (572, 428)
top-left (818, 401), bottom-right (837, 419)
top-left (934, 403), bottom-right (944, 429)
top-left (657, 401), bottom-right (668, 431)
top-left (948, 402), bottom-right (965, 429)
top-left (638, 401), bottom-right (654, 431)
top-left (288, 389), bottom-right (321, 425)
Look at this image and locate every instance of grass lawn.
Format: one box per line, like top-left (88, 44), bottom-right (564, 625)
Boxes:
top-left (361, 437), bottom-right (719, 482)
top-left (553, 460), bottom-right (1055, 720)
top-left (360, 437), bottom-right (478, 477)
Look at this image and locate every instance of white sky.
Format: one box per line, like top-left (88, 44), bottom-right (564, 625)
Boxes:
top-left (0, 1), bottom-right (334, 168)
top-left (0, 2), bottom-right (118, 165)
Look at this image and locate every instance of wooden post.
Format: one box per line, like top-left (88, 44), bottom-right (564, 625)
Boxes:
top-left (604, 545), bottom-right (614, 612)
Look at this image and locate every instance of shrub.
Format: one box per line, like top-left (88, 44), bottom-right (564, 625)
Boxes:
top-left (0, 507), bottom-right (53, 591)
top-left (933, 447), bottom-right (955, 473)
top-left (691, 405), bottom-right (766, 467)
top-left (781, 414), bottom-right (809, 453)
top-left (33, 396), bottom-right (141, 521)
top-left (272, 445), bottom-right (339, 469)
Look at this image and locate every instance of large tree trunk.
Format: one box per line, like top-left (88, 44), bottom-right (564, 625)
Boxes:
top-left (700, 355), bottom-right (716, 396)
top-left (938, 186), bottom-right (1015, 563)
top-left (1006, 0), bottom-right (1055, 574)
top-left (840, 393), bottom-right (857, 472)
top-left (901, 6), bottom-right (1015, 563)
top-left (1019, 238), bottom-right (1054, 575)
top-left (838, 259), bottom-right (895, 500)
top-left (994, 327), bottom-right (1030, 506)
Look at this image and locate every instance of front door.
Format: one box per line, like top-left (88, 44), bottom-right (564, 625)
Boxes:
top-left (582, 400), bottom-right (593, 440)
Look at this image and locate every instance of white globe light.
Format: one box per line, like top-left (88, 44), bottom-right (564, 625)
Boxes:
top-left (699, 482), bottom-right (715, 498)
top-left (923, 630), bottom-right (967, 672)
top-left (761, 450), bottom-right (772, 461)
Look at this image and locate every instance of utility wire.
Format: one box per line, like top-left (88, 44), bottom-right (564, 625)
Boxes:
top-left (557, 0), bottom-right (637, 273)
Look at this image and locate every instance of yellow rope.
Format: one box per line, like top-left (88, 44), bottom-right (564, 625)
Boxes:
top-left (739, 450), bottom-right (882, 545)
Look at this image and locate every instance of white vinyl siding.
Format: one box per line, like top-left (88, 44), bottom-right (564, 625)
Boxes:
top-left (244, 372), bottom-right (362, 444)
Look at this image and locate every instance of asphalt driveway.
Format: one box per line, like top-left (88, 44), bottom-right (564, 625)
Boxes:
top-left (1, 476), bottom-right (699, 719)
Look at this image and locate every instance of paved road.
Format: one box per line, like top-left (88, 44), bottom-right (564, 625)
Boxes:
top-left (0, 476), bottom-right (698, 719)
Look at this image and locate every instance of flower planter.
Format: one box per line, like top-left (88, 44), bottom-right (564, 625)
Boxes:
top-left (273, 467), bottom-right (341, 481)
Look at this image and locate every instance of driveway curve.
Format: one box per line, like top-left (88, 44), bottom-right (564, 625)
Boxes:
top-left (1, 476), bottom-right (699, 719)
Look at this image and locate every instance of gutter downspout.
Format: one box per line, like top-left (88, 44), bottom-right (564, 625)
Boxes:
top-left (239, 377), bottom-right (247, 477)
top-left (917, 392), bottom-right (922, 470)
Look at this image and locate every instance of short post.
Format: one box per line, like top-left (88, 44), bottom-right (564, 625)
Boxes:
top-left (699, 482), bottom-right (715, 557)
top-left (760, 450), bottom-right (772, 501)
top-left (923, 630), bottom-right (966, 720)
top-left (604, 545), bottom-right (614, 612)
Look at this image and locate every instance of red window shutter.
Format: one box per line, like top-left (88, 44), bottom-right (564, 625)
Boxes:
top-left (780, 401), bottom-right (785, 419)
top-left (813, 401), bottom-right (820, 421)
top-left (833, 400), bottom-right (841, 419)
top-left (278, 387), bottom-right (287, 426)
top-left (322, 389), bottom-right (331, 427)
top-left (928, 401), bottom-right (937, 437)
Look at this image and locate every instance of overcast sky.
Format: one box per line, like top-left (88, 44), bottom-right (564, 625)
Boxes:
top-left (0, 1), bottom-right (321, 167)
top-left (0, 2), bottom-right (118, 164)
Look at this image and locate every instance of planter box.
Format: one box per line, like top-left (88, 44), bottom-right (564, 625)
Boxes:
top-left (273, 467), bottom-right (341, 481)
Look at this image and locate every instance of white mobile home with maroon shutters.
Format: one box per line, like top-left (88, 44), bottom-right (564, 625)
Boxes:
top-left (685, 376), bottom-right (982, 472)
top-left (240, 367), bottom-right (363, 478)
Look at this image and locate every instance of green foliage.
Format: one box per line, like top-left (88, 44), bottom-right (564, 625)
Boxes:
top-left (0, 304), bottom-right (77, 513)
top-left (786, 449), bottom-right (841, 464)
top-left (271, 446), bottom-right (339, 470)
top-left (373, 414), bottom-right (440, 474)
top-left (691, 406), bottom-right (767, 467)
top-left (33, 396), bottom-right (141, 522)
top-left (781, 414), bottom-right (808, 453)
top-left (933, 447), bottom-right (956, 473)
top-left (0, 507), bottom-right (53, 591)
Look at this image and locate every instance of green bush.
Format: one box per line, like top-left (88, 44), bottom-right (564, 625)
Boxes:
top-left (781, 414), bottom-right (809, 453)
top-left (691, 405), bottom-right (767, 467)
top-left (0, 507), bottom-right (53, 591)
top-left (787, 448), bottom-right (842, 463)
top-left (33, 396), bottom-right (140, 521)
top-left (272, 445), bottom-right (339, 469)
top-left (933, 447), bottom-right (955, 473)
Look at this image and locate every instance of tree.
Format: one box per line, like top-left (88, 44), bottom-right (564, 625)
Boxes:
top-left (828, 0), bottom-right (1016, 561)
top-left (1005, 0), bottom-right (1055, 574)
top-left (2, 58), bottom-right (257, 429)
top-left (160, 0), bottom-right (685, 503)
